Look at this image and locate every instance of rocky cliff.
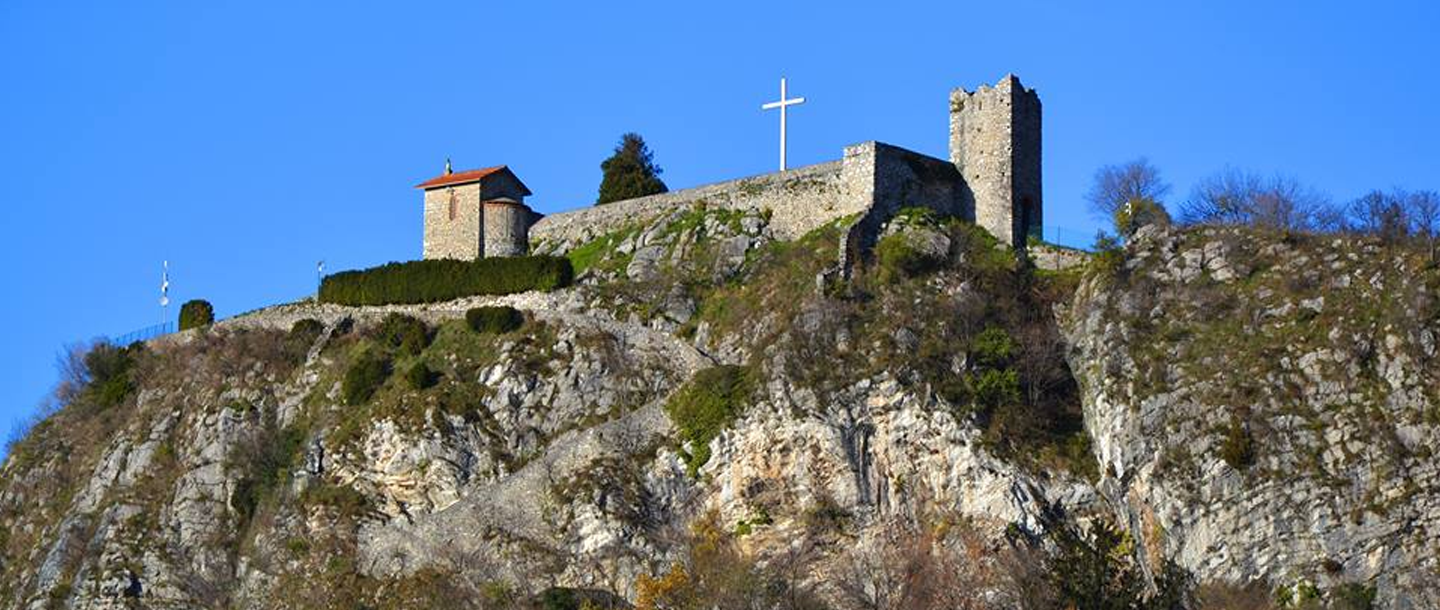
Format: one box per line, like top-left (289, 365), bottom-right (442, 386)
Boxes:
top-left (1063, 224), bottom-right (1440, 608)
top-left (1, 207), bottom-right (1436, 609)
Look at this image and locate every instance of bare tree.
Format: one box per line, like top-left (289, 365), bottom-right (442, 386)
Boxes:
top-left (1409, 190), bottom-right (1440, 238)
top-left (1181, 168), bottom-right (1331, 231)
top-left (1409, 190), bottom-right (1440, 261)
top-left (53, 340), bottom-right (98, 406)
top-left (1181, 167), bottom-right (1259, 226)
top-left (833, 516), bottom-right (1047, 610)
top-left (1252, 174), bottom-right (1328, 231)
top-left (1085, 158), bottom-right (1172, 221)
top-left (1329, 188), bottom-right (1440, 252)
top-left (1347, 190), bottom-right (1410, 242)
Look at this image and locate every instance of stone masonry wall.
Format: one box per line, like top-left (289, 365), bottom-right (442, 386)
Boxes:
top-left (950, 75), bottom-right (1042, 246)
top-left (529, 141), bottom-right (969, 262)
top-left (1011, 81), bottom-right (1043, 244)
top-left (837, 142), bottom-right (969, 272)
top-left (423, 182), bottom-right (483, 259)
top-left (483, 201), bottom-right (531, 257)
top-left (529, 161), bottom-right (849, 253)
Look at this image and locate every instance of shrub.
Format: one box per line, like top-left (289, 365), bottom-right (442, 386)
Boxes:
top-left (318, 256), bottom-right (573, 306)
top-left (1220, 417), bottom-right (1256, 470)
top-left (1114, 196), bottom-right (1171, 237)
top-left (466, 306), bottom-right (525, 334)
top-left (534, 587), bottom-right (625, 610)
top-left (664, 366), bottom-right (753, 477)
top-left (404, 362), bottom-right (434, 390)
top-left (539, 588), bottom-right (579, 610)
top-left (1049, 520), bottom-right (1150, 609)
top-left (1195, 581), bottom-right (1272, 610)
top-left (1090, 232), bottom-right (1125, 275)
top-left (229, 424), bottom-right (305, 525)
top-left (1330, 583), bottom-right (1376, 610)
top-left (374, 313), bottom-right (430, 356)
top-left (634, 513), bottom-right (797, 610)
top-left (300, 481), bottom-right (370, 519)
top-left (84, 342), bottom-right (142, 409)
top-left (285, 318), bottom-right (325, 356)
top-left (875, 231), bottom-right (946, 282)
top-left (290, 318), bottom-right (324, 338)
top-left (972, 368), bottom-right (1021, 411)
top-left (178, 299), bottom-right (215, 331)
top-left (342, 351), bottom-right (391, 406)
top-left (972, 326), bottom-right (1014, 367)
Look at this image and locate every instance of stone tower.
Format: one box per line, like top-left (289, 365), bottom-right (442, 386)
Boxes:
top-left (949, 74), bottom-right (1042, 246)
top-left (415, 164), bottom-right (538, 259)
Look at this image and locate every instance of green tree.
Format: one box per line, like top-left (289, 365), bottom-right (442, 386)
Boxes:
top-left (178, 299), bottom-right (215, 331)
top-left (597, 133), bottom-right (668, 204)
top-left (1050, 520), bottom-right (1145, 610)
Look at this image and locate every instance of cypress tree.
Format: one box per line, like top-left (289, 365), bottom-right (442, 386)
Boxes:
top-left (597, 133), bottom-right (668, 205)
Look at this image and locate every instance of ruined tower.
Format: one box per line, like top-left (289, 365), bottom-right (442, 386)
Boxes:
top-left (949, 75), bottom-right (1042, 246)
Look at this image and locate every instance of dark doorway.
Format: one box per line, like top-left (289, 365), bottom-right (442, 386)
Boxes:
top-left (1019, 195), bottom-right (1038, 243)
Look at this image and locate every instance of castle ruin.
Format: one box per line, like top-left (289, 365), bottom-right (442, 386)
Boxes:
top-left (420, 75), bottom-right (1041, 261)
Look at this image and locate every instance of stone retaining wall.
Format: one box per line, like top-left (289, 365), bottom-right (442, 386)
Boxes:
top-left (1028, 243), bottom-right (1090, 271)
top-left (530, 141), bottom-right (973, 277)
top-left (212, 290), bottom-right (586, 334)
top-left (530, 160), bottom-right (849, 253)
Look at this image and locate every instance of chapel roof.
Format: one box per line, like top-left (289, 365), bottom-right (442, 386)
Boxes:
top-left (415, 165), bottom-right (532, 195)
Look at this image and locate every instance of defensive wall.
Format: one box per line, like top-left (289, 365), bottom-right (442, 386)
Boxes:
top-left (529, 141), bottom-right (970, 267)
top-left (530, 159), bottom-right (845, 253)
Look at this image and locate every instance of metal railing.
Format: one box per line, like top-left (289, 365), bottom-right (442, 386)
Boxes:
top-left (1030, 225), bottom-right (1097, 251)
top-left (105, 322), bottom-right (175, 347)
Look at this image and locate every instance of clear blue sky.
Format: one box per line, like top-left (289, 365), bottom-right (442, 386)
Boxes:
top-left (2, 1), bottom-right (1437, 445)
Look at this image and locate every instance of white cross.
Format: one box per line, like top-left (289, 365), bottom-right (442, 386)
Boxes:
top-left (761, 77), bottom-right (805, 171)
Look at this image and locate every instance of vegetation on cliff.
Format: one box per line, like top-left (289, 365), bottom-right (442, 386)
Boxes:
top-left (6, 193), bottom-right (1438, 609)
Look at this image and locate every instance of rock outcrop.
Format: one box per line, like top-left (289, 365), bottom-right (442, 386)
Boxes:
top-left (1064, 225), bottom-right (1440, 608)
top-left (3, 209), bottom-right (1436, 609)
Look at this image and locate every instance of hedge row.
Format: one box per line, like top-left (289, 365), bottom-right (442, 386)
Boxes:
top-left (318, 256), bottom-right (573, 306)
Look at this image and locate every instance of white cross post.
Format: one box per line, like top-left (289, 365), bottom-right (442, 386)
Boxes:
top-left (761, 77), bottom-right (805, 171)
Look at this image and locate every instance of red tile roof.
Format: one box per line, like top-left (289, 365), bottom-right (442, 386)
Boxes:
top-left (415, 165), bottom-right (506, 190)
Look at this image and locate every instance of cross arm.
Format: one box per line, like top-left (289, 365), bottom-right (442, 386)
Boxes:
top-left (762, 97), bottom-right (806, 110)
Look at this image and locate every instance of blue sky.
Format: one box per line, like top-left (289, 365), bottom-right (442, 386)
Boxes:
top-left (1, 1), bottom-right (1437, 445)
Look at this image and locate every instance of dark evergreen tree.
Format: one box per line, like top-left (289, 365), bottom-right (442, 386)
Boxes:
top-left (597, 133), bottom-right (667, 205)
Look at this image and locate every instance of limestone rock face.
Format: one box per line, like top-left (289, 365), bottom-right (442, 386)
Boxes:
top-left (1063, 225), bottom-right (1440, 608)
top-left (3, 211), bottom-right (1438, 609)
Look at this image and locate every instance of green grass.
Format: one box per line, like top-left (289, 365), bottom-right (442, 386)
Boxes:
top-left (664, 366), bottom-right (754, 477)
top-left (567, 224), bottom-right (644, 276)
top-left (341, 349), bottom-right (391, 406)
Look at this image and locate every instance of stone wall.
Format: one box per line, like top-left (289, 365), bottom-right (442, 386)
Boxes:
top-left (530, 161), bottom-right (849, 253)
top-left (423, 183), bottom-right (483, 260)
top-left (529, 141), bottom-right (969, 260)
top-left (212, 290), bottom-right (583, 335)
top-left (479, 171), bottom-right (529, 201)
top-left (836, 142), bottom-right (968, 272)
top-left (1028, 243), bottom-right (1089, 271)
top-left (483, 201), bottom-right (531, 257)
top-left (949, 75), bottom-right (1042, 246)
